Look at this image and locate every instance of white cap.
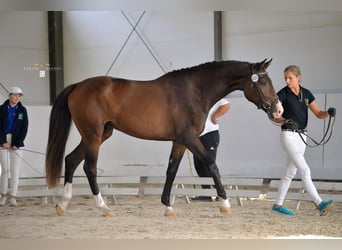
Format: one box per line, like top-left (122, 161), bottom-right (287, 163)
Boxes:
top-left (9, 86), bottom-right (23, 96)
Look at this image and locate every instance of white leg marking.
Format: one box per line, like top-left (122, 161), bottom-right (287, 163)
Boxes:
top-left (221, 198), bottom-right (231, 208)
top-left (164, 205), bottom-right (176, 216)
top-left (94, 193), bottom-right (111, 213)
top-left (59, 182), bottom-right (72, 210)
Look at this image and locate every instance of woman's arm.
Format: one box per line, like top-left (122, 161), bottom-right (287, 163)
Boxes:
top-left (309, 101), bottom-right (329, 119)
top-left (211, 102), bottom-right (231, 124)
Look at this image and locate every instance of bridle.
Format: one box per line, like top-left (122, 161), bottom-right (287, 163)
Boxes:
top-left (248, 72), bottom-right (280, 119)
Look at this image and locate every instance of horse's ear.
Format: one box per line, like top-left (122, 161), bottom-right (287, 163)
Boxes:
top-left (263, 58), bottom-right (272, 70)
top-left (253, 58), bottom-right (272, 72)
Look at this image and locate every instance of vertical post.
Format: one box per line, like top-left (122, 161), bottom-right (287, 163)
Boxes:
top-left (48, 11), bottom-right (64, 105)
top-left (214, 11), bottom-right (223, 61)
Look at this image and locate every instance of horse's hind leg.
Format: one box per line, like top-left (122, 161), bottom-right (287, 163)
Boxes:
top-left (56, 141), bottom-right (86, 216)
top-left (84, 124), bottom-right (115, 217)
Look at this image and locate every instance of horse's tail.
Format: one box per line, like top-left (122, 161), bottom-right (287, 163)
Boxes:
top-left (45, 84), bottom-right (77, 188)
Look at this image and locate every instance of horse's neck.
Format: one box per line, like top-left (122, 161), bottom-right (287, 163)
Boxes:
top-left (198, 66), bottom-right (249, 105)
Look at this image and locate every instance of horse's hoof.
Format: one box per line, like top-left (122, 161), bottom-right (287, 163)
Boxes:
top-left (164, 206), bottom-right (177, 217)
top-left (164, 210), bottom-right (177, 217)
top-left (103, 210), bottom-right (115, 217)
top-left (220, 206), bottom-right (232, 215)
top-left (56, 204), bottom-right (64, 216)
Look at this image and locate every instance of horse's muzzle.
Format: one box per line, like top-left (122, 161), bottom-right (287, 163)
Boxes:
top-left (270, 100), bottom-right (284, 119)
top-left (262, 99), bottom-right (283, 119)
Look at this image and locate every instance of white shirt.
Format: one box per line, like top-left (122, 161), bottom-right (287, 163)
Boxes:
top-left (199, 98), bottom-right (229, 136)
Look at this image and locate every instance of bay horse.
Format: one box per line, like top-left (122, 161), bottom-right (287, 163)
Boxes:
top-left (45, 59), bottom-right (283, 217)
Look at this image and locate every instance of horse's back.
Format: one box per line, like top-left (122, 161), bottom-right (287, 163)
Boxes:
top-left (67, 76), bottom-right (179, 140)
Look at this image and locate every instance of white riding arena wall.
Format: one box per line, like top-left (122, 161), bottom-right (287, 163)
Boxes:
top-left (0, 11), bottom-right (341, 180)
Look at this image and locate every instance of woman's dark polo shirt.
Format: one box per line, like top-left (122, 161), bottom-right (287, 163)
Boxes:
top-left (277, 86), bottom-right (315, 130)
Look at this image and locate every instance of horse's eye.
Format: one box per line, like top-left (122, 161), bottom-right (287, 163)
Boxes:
top-left (259, 78), bottom-right (267, 85)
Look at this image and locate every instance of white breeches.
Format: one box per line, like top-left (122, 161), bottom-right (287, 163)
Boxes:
top-left (0, 134), bottom-right (22, 196)
top-left (276, 131), bottom-right (322, 206)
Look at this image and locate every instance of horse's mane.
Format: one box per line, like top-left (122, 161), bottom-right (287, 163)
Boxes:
top-left (166, 60), bottom-right (249, 77)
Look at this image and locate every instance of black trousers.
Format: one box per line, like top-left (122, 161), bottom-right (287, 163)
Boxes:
top-left (193, 130), bottom-right (220, 189)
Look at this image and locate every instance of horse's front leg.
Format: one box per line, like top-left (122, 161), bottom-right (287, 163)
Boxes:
top-left (161, 143), bottom-right (186, 216)
top-left (208, 163), bottom-right (232, 215)
top-left (189, 138), bottom-right (232, 215)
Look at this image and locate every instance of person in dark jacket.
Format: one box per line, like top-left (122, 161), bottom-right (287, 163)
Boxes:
top-left (0, 86), bottom-right (28, 206)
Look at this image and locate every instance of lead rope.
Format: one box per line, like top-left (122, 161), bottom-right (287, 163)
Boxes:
top-left (270, 115), bottom-right (336, 148)
top-left (14, 150), bottom-right (45, 175)
top-left (298, 115), bottom-right (335, 147)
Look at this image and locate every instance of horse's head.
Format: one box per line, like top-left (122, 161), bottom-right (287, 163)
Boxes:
top-left (244, 59), bottom-right (283, 119)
